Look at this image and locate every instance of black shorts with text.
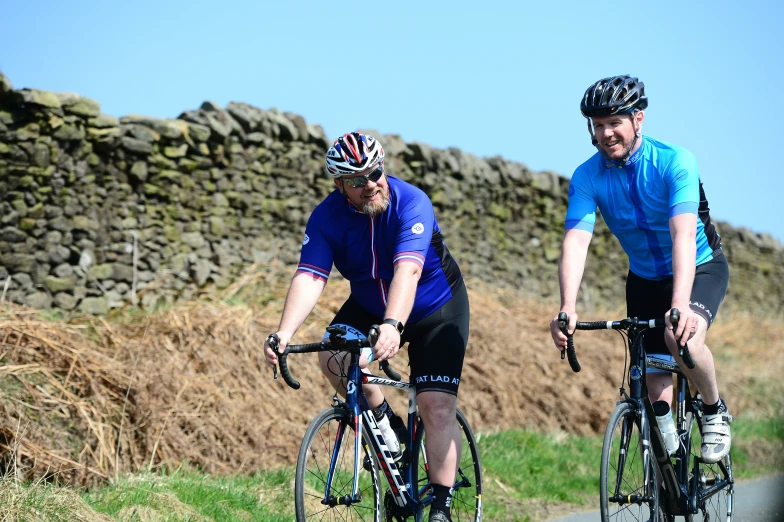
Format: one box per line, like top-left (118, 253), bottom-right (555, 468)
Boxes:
top-left (330, 280), bottom-right (470, 396)
top-left (626, 253), bottom-right (729, 355)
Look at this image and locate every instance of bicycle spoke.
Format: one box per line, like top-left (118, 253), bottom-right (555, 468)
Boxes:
top-left (601, 402), bottom-right (659, 522)
top-left (296, 408), bottom-right (382, 522)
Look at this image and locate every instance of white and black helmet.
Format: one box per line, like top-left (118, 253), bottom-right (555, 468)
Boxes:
top-left (325, 132), bottom-right (385, 177)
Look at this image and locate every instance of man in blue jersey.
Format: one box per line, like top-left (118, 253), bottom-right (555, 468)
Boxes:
top-left (264, 132), bottom-right (468, 522)
top-left (549, 75), bottom-right (731, 464)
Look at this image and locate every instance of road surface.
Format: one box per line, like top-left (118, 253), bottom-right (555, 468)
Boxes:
top-left (548, 474), bottom-right (783, 522)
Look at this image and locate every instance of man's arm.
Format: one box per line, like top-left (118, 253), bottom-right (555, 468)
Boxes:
top-left (374, 261), bottom-right (422, 361)
top-left (669, 212), bottom-right (698, 344)
top-left (263, 272), bottom-right (327, 367)
top-left (278, 272), bottom-right (328, 333)
top-left (550, 228), bottom-right (592, 349)
top-left (559, 229), bottom-right (593, 313)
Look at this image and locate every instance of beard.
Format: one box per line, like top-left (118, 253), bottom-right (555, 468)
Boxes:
top-left (359, 188), bottom-right (390, 217)
top-left (602, 135), bottom-right (637, 160)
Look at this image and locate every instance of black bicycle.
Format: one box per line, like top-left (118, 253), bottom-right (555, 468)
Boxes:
top-left (269, 325), bottom-right (483, 522)
top-left (559, 309), bottom-right (734, 522)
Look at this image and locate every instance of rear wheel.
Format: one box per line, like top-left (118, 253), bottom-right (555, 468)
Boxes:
top-left (600, 401), bottom-right (661, 522)
top-left (411, 407), bottom-right (483, 522)
top-left (295, 407), bottom-right (382, 522)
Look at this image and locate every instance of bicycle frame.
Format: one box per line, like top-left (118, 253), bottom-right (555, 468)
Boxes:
top-left (327, 348), bottom-right (431, 518)
top-left (622, 328), bottom-right (688, 515)
top-left (626, 328), bottom-right (733, 517)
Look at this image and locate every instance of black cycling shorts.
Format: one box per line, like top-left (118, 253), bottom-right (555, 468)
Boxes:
top-left (330, 279), bottom-right (470, 396)
top-left (626, 253), bottom-right (729, 355)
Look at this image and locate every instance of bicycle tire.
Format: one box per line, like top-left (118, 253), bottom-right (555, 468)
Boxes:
top-left (411, 406), bottom-right (483, 522)
top-left (600, 401), bottom-right (662, 522)
top-left (295, 406), bottom-right (382, 522)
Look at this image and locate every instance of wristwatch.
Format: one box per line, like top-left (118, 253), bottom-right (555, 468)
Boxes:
top-left (382, 318), bottom-right (405, 335)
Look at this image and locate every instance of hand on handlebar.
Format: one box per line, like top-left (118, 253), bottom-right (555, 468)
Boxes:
top-left (665, 306), bottom-right (699, 347)
top-left (550, 309), bottom-right (577, 353)
top-left (373, 323), bottom-right (401, 362)
top-left (264, 330), bottom-right (293, 369)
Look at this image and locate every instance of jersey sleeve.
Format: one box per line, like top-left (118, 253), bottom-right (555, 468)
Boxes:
top-left (393, 189), bottom-right (433, 268)
top-left (296, 209), bottom-right (333, 282)
top-left (666, 150), bottom-right (700, 218)
top-left (565, 167), bottom-right (597, 233)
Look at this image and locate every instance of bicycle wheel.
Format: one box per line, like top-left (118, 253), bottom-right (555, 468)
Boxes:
top-left (601, 401), bottom-right (662, 522)
top-left (691, 418), bottom-right (734, 522)
top-left (295, 407), bottom-right (382, 522)
top-left (411, 406), bottom-right (483, 522)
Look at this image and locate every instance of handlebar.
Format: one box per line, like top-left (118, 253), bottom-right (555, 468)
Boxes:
top-left (268, 324), bottom-right (403, 389)
top-left (557, 308), bottom-right (695, 373)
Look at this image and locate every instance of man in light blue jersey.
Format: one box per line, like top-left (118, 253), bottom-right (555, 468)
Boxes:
top-left (549, 75), bottom-right (731, 463)
top-left (265, 132), bottom-right (469, 522)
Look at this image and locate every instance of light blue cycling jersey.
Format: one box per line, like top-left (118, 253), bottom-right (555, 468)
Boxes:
top-left (566, 135), bottom-right (721, 280)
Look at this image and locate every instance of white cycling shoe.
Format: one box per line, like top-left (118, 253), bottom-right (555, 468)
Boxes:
top-left (700, 407), bottom-right (733, 464)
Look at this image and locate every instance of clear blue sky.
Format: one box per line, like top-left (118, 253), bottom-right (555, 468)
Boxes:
top-left (2, 0), bottom-right (781, 241)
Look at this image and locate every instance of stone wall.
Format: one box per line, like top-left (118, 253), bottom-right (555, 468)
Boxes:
top-left (1, 71), bottom-right (782, 315)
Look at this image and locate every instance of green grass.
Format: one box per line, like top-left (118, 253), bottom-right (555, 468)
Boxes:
top-left (80, 467), bottom-right (294, 522)
top-left (1, 418), bottom-right (780, 521)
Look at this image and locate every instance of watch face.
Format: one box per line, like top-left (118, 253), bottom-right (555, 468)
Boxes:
top-left (384, 319), bottom-right (403, 334)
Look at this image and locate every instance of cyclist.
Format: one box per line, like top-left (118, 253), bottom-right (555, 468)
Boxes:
top-left (264, 132), bottom-right (470, 522)
top-left (549, 75), bottom-right (731, 464)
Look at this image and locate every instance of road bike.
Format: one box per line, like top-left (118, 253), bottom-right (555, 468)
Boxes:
top-left (269, 325), bottom-right (483, 521)
top-left (559, 309), bottom-right (734, 521)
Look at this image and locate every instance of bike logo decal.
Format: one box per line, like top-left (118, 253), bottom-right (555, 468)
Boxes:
top-left (630, 365), bottom-right (642, 380)
top-left (302, 233), bottom-right (310, 245)
top-left (346, 381), bottom-right (356, 394)
top-left (411, 223), bottom-right (424, 234)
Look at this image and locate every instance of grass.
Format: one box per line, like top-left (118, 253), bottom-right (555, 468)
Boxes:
top-left (80, 467), bottom-right (294, 522)
top-left (0, 417), bottom-right (777, 522)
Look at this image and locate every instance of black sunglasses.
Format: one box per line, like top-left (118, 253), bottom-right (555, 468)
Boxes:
top-left (342, 166), bottom-right (384, 188)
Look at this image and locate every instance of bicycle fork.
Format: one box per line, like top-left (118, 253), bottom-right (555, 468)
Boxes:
top-left (610, 402), bottom-right (658, 506)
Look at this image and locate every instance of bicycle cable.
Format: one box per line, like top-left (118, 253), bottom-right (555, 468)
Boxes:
top-left (326, 350), bottom-right (351, 393)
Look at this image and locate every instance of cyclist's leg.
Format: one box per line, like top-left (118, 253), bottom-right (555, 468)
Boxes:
top-left (663, 254), bottom-right (731, 463)
top-left (318, 295), bottom-right (386, 407)
top-left (626, 270), bottom-right (675, 404)
top-left (664, 316), bottom-right (718, 402)
top-left (407, 281), bottom-right (469, 519)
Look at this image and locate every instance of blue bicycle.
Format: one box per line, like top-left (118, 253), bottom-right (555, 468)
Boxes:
top-left (270, 325), bottom-right (483, 521)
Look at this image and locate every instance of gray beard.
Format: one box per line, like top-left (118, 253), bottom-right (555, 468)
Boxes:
top-left (360, 192), bottom-right (390, 217)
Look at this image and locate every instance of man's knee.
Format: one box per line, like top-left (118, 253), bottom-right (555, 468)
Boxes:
top-left (418, 392), bottom-right (457, 423)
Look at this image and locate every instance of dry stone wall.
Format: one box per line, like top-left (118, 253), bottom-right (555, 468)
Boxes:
top-left (1, 70), bottom-right (782, 315)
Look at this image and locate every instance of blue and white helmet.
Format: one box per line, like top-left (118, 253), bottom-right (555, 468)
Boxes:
top-left (325, 132), bottom-right (385, 178)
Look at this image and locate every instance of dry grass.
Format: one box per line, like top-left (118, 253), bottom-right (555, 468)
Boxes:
top-left (0, 262), bottom-right (781, 487)
top-left (0, 474), bottom-right (115, 521)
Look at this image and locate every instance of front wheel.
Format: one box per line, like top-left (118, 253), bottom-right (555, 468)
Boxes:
top-left (295, 407), bottom-right (382, 522)
top-left (600, 401), bottom-right (662, 522)
top-left (411, 406), bottom-right (483, 522)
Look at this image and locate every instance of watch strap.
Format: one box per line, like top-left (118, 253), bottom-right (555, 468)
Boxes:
top-left (382, 318), bottom-right (404, 335)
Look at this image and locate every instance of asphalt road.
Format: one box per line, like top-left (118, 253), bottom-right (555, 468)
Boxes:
top-left (548, 474), bottom-right (784, 522)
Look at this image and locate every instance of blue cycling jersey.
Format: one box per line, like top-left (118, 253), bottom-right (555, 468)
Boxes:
top-left (297, 176), bottom-right (463, 322)
top-left (566, 135), bottom-right (721, 280)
